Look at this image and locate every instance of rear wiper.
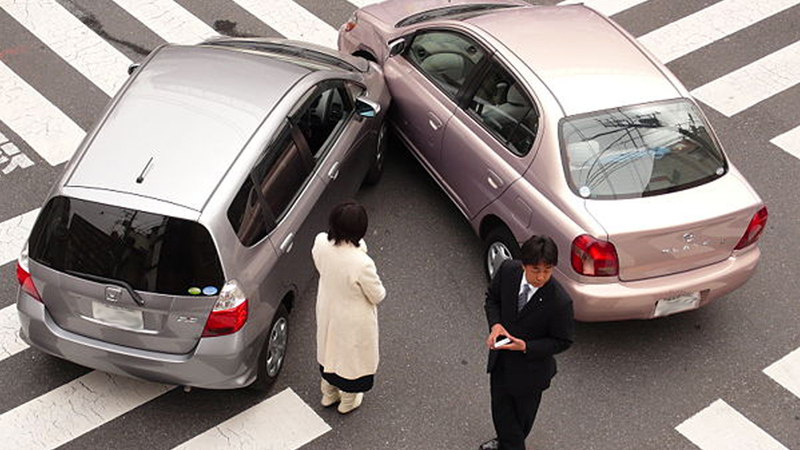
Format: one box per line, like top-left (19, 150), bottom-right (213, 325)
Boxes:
top-left (64, 270), bottom-right (145, 306)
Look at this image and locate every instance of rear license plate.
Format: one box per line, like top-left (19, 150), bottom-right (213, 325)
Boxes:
top-left (654, 292), bottom-right (701, 317)
top-left (92, 301), bottom-right (144, 330)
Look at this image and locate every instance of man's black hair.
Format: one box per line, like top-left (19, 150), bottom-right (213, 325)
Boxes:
top-left (327, 200), bottom-right (368, 247)
top-left (520, 235), bottom-right (558, 266)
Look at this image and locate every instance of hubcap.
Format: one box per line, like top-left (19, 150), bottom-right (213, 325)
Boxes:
top-left (487, 241), bottom-right (512, 279)
top-left (265, 317), bottom-right (288, 377)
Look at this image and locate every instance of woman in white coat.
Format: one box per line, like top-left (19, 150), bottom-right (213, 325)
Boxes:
top-left (312, 201), bottom-right (386, 414)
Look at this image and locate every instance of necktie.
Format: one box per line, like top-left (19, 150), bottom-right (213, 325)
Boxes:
top-left (518, 284), bottom-right (531, 312)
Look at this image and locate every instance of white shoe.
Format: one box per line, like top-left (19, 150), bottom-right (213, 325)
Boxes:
top-left (337, 392), bottom-right (363, 414)
top-left (320, 379), bottom-right (341, 407)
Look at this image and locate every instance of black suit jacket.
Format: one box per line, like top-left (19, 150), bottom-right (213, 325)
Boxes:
top-left (485, 260), bottom-right (575, 394)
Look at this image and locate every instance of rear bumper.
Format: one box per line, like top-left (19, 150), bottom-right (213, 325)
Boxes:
top-left (17, 295), bottom-right (260, 389)
top-left (563, 246), bottom-right (761, 321)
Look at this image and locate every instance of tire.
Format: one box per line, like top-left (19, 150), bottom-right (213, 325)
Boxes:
top-left (251, 304), bottom-right (289, 391)
top-left (363, 120), bottom-right (388, 186)
top-left (483, 225), bottom-right (521, 281)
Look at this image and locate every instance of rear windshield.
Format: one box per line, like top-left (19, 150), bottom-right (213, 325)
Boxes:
top-left (28, 196), bottom-right (225, 296)
top-left (560, 100), bottom-right (727, 200)
top-left (395, 4), bottom-right (516, 27)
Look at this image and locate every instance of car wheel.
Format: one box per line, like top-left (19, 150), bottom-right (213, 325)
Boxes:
top-left (251, 304), bottom-right (289, 391)
top-left (364, 121), bottom-right (388, 186)
top-left (484, 225), bottom-right (521, 281)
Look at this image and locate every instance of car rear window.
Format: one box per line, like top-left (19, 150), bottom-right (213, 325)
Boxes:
top-left (28, 196), bottom-right (225, 296)
top-left (560, 100), bottom-right (727, 200)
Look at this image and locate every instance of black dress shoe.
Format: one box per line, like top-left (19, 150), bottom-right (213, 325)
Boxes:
top-left (479, 438), bottom-right (500, 450)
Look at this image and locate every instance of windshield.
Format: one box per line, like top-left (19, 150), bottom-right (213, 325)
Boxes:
top-left (560, 100), bottom-right (727, 200)
top-left (28, 196), bottom-right (225, 296)
top-left (395, 4), bottom-right (516, 27)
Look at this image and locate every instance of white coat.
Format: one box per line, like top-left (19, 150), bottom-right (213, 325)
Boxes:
top-left (312, 232), bottom-right (386, 380)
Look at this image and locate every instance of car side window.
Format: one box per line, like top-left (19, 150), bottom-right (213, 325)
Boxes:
top-left (406, 30), bottom-right (486, 98)
top-left (293, 84), bottom-right (354, 158)
top-left (228, 176), bottom-right (269, 246)
top-left (467, 61), bottom-right (539, 156)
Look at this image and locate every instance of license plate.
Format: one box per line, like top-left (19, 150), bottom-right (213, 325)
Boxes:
top-left (92, 301), bottom-right (144, 330)
top-left (654, 292), bottom-right (701, 317)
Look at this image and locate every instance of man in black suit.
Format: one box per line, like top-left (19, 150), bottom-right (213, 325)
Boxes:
top-left (480, 235), bottom-right (575, 450)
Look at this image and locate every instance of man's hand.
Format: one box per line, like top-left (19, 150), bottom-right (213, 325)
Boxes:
top-left (486, 323), bottom-right (510, 349)
top-left (497, 335), bottom-right (526, 352)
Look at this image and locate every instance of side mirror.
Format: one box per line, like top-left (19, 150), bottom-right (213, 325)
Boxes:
top-left (387, 38), bottom-right (406, 57)
top-left (127, 63), bottom-right (140, 75)
top-left (355, 97), bottom-right (381, 118)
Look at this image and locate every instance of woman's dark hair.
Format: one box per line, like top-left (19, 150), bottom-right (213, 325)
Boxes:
top-left (520, 235), bottom-right (558, 266)
top-left (327, 201), bottom-right (368, 247)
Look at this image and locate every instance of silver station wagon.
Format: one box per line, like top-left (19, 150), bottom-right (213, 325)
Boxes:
top-left (15, 38), bottom-right (390, 389)
top-left (339, 0), bottom-right (768, 321)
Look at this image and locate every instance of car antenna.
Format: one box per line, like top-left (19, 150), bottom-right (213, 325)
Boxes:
top-left (136, 157), bottom-right (154, 184)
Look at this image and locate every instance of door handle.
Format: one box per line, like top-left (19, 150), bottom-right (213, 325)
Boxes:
top-left (487, 170), bottom-right (504, 190)
top-left (280, 233), bottom-right (294, 254)
top-left (427, 112), bottom-right (442, 131)
top-left (328, 161), bottom-right (340, 180)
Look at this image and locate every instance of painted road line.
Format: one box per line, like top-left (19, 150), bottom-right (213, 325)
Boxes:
top-left (638, 0), bottom-right (800, 64)
top-left (347, 0), bottom-right (384, 7)
top-left (0, 62), bottom-right (84, 166)
top-left (0, 132), bottom-right (34, 177)
top-left (0, 0), bottom-right (131, 96)
top-left (557, 0), bottom-right (651, 17)
top-left (0, 208), bottom-right (39, 266)
top-left (676, 399), bottom-right (790, 450)
top-left (0, 304), bottom-right (26, 362)
top-left (173, 388), bottom-right (330, 450)
top-left (0, 370), bottom-right (173, 449)
top-left (229, 0), bottom-right (338, 48)
top-left (764, 346), bottom-right (800, 398)
top-left (691, 39), bottom-right (800, 117)
top-left (110, 0), bottom-right (217, 44)
top-left (770, 126), bottom-right (800, 162)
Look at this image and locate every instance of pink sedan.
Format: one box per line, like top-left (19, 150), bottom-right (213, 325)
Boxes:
top-left (339, 0), bottom-right (767, 321)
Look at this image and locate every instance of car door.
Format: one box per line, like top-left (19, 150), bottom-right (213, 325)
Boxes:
top-left (440, 57), bottom-right (540, 218)
top-left (384, 29), bottom-right (488, 172)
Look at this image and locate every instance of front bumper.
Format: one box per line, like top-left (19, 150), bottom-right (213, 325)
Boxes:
top-left (17, 294), bottom-right (261, 389)
top-left (563, 246), bottom-right (761, 321)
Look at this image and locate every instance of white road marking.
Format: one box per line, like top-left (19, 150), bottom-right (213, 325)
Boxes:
top-left (0, 208), bottom-right (39, 267)
top-left (0, 141), bottom-right (34, 175)
top-left (0, 304), bottom-right (27, 362)
top-left (764, 346), bottom-right (800, 398)
top-left (229, 0), bottom-right (338, 48)
top-left (690, 39), bottom-right (800, 116)
top-left (557, 0), bottom-right (651, 17)
top-left (173, 388), bottom-right (330, 450)
top-left (110, 0), bottom-right (217, 44)
top-left (0, 370), bottom-right (173, 450)
top-left (638, 0), bottom-right (800, 63)
top-left (0, 0), bottom-right (132, 96)
top-left (676, 399), bottom-right (790, 450)
top-left (347, 0), bottom-right (383, 7)
top-left (0, 62), bottom-right (85, 166)
top-left (770, 126), bottom-right (800, 162)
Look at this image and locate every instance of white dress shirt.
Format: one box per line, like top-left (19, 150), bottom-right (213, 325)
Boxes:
top-left (518, 274), bottom-right (539, 307)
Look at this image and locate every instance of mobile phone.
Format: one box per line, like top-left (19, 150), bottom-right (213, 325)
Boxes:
top-left (494, 336), bottom-right (511, 348)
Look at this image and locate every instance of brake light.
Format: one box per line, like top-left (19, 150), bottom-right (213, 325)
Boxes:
top-left (571, 234), bottom-right (619, 277)
top-left (343, 13), bottom-right (358, 32)
top-left (734, 206), bottom-right (768, 250)
top-left (16, 242), bottom-right (42, 302)
top-left (202, 280), bottom-right (248, 337)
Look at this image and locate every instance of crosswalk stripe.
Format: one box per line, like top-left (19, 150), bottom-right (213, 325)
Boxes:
top-left (0, 208), bottom-right (38, 266)
top-left (690, 39), bottom-right (800, 117)
top-left (0, 62), bottom-right (85, 166)
top-left (676, 399), bottom-right (790, 450)
top-left (347, 0), bottom-right (383, 7)
top-left (0, 0), bottom-right (131, 96)
top-left (763, 346), bottom-right (800, 398)
top-left (638, 0), bottom-right (800, 64)
top-left (109, 0), bottom-right (217, 44)
top-left (770, 125), bottom-right (800, 162)
top-left (229, 0), bottom-right (338, 48)
top-left (173, 388), bottom-right (330, 450)
top-left (557, 0), bottom-right (650, 17)
top-left (0, 304), bottom-right (26, 362)
top-left (0, 370), bottom-right (173, 450)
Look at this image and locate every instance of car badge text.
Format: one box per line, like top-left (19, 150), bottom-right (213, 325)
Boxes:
top-left (661, 233), bottom-right (714, 254)
top-left (105, 286), bottom-right (123, 302)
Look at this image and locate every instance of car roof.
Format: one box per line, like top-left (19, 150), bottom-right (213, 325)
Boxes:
top-left (465, 5), bottom-right (682, 116)
top-left (66, 44), bottom-right (311, 211)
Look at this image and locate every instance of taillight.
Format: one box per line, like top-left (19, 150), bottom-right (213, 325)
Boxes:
top-left (202, 280), bottom-right (248, 337)
top-left (343, 13), bottom-right (358, 32)
top-left (17, 242), bottom-right (42, 302)
top-left (571, 234), bottom-right (619, 277)
top-left (734, 206), bottom-right (768, 250)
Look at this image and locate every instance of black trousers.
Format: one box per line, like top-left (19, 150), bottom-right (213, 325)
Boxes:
top-left (490, 365), bottom-right (543, 450)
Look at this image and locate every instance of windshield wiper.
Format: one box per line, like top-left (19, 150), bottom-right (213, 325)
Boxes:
top-left (64, 270), bottom-right (145, 306)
